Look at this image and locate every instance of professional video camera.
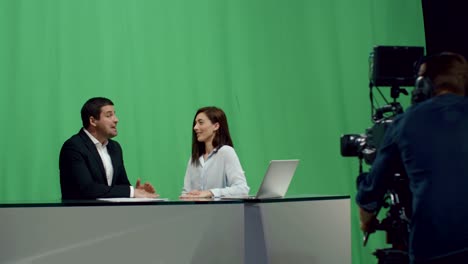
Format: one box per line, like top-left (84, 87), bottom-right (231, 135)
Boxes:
top-left (341, 46), bottom-right (424, 165)
top-left (341, 46), bottom-right (424, 264)
top-left (340, 101), bottom-right (403, 166)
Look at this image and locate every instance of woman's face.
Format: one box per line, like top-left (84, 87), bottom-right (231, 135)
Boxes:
top-left (193, 112), bottom-right (219, 144)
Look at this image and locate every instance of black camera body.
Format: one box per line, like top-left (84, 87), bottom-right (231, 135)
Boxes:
top-left (340, 102), bottom-right (403, 165)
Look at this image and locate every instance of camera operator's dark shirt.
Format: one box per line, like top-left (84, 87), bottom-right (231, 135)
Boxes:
top-left (356, 93), bottom-right (468, 263)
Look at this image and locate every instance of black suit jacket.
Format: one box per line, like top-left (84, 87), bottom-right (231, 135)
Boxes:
top-left (59, 129), bottom-right (131, 199)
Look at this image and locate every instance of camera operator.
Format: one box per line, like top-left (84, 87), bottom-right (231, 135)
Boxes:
top-left (356, 52), bottom-right (468, 264)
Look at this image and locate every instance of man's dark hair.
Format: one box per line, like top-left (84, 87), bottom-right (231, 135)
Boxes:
top-left (80, 97), bottom-right (114, 128)
top-left (423, 52), bottom-right (468, 95)
top-left (191, 106), bottom-right (234, 166)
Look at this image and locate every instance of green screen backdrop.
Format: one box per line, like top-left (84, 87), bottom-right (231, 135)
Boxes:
top-left (0, 0), bottom-right (425, 263)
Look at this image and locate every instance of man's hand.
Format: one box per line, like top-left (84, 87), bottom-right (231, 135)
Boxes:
top-left (134, 188), bottom-right (159, 198)
top-left (134, 178), bottom-right (159, 198)
top-left (135, 178), bottom-right (156, 193)
top-left (359, 207), bottom-right (378, 233)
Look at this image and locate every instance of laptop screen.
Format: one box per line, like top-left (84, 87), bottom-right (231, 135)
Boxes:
top-left (255, 159), bottom-right (299, 199)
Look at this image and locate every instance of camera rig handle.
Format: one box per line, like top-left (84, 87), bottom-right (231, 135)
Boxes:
top-left (391, 84), bottom-right (409, 101)
top-left (362, 175), bottom-right (411, 250)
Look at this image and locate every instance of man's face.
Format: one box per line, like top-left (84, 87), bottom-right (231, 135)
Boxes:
top-left (93, 105), bottom-right (119, 140)
top-left (418, 63), bottom-right (427, 77)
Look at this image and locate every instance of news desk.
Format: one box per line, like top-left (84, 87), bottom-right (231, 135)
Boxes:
top-left (0, 195), bottom-right (350, 264)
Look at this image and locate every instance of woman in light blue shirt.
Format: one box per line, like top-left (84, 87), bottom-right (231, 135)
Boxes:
top-left (180, 106), bottom-right (249, 198)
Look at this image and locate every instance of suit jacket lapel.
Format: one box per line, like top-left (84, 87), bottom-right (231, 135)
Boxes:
top-left (78, 129), bottom-right (107, 183)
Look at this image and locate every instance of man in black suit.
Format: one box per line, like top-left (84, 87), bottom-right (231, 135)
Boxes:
top-left (59, 97), bottom-right (157, 200)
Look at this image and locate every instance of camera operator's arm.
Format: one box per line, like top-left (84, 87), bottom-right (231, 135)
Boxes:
top-left (356, 119), bottom-right (403, 229)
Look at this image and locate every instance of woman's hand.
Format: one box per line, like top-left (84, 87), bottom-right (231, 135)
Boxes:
top-left (180, 190), bottom-right (214, 199)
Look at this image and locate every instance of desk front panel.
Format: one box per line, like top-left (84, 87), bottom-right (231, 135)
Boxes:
top-left (1, 203), bottom-right (244, 264)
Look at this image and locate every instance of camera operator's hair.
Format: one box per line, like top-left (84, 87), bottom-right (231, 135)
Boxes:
top-left (423, 52), bottom-right (468, 96)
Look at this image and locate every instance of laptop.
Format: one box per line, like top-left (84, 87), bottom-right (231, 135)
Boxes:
top-left (222, 159), bottom-right (299, 200)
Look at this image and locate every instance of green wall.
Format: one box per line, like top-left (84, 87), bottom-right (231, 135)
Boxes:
top-left (0, 0), bottom-right (425, 263)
